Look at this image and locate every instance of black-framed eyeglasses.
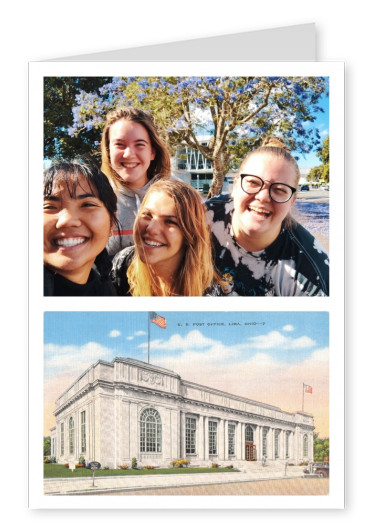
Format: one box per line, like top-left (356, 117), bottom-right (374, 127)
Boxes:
top-left (240, 174), bottom-right (296, 203)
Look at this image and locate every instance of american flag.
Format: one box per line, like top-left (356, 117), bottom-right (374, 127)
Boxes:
top-left (304, 384), bottom-right (313, 394)
top-left (150, 312), bottom-right (166, 329)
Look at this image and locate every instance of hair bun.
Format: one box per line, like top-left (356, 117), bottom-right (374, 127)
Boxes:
top-left (262, 136), bottom-right (289, 151)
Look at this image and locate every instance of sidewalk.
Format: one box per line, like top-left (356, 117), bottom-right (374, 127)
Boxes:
top-left (44, 462), bottom-right (313, 496)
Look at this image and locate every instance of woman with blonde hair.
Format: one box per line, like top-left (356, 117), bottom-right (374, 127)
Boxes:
top-left (101, 106), bottom-right (171, 257)
top-left (206, 137), bottom-right (329, 296)
top-left (111, 180), bottom-right (224, 296)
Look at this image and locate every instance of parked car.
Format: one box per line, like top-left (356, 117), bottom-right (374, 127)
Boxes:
top-left (313, 462), bottom-right (329, 477)
top-left (300, 184), bottom-right (310, 191)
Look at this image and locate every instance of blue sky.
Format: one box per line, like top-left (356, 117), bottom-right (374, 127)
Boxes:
top-left (44, 311), bottom-right (328, 368)
top-left (295, 92), bottom-right (329, 169)
top-left (44, 311), bottom-right (329, 436)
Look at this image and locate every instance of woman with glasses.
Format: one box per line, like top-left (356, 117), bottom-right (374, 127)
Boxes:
top-left (206, 137), bottom-right (329, 296)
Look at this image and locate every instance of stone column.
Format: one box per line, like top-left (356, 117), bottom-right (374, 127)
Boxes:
top-left (236, 422), bottom-right (242, 460)
top-left (198, 415), bottom-right (205, 460)
top-left (204, 417), bottom-right (209, 460)
top-left (180, 411), bottom-right (185, 458)
top-left (224, 420), bottom-right (229, 460)
top-left (241, 423), bottom-right (246, 460)
top-left (129, 402), bottom-right (139, 460)
top-left (218, 419), bottom-right (225, 461)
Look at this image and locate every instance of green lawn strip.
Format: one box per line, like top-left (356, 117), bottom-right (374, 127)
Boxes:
top-left (44, 464), bottom-right (239, 478)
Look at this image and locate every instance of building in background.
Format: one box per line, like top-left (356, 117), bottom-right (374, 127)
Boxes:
top-left (171, 136), bottom-right (235, 194)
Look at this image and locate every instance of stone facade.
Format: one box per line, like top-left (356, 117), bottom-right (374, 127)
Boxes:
top-left (50, 358), bottom-right (314, 468)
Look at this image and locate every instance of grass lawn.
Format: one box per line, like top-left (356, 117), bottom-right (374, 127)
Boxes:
top-left (44, 464), bottom-right (239, 478)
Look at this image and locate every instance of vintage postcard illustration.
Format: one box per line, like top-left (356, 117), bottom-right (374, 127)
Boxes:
top-left (41, 311), bottom-right (333, 507)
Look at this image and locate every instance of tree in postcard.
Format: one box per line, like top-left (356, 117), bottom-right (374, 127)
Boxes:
top-left (47, 76), bottom-right (328, 197)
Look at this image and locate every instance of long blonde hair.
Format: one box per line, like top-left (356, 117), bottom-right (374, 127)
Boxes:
top-left (100, 107), bottom-right (171, 192)
top-left (127, 180), bottom-right (218, 296)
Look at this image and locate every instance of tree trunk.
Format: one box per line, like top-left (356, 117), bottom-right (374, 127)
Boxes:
top-left (207, 152), bottom-right (229, 199)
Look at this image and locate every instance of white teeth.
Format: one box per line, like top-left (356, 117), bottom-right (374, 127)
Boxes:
top-left (250, 206), bottom-right (270, 216)
top-left (56, 237), bottom-right (86, 247)
top-left (144, 240), bottom-right (164, 247)
top-left (122, 163), bottom-right (138, 168)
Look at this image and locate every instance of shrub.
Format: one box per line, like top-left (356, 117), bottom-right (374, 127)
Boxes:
top-left (120, 465), bottom-right (128, 470)
top-left (144, 465), bottom-right (154, 469)
top-left (103, 466), bottom-right (109, 470)
top-left (226, 465), bottom-right (233, 469)
top-left (75, 463), bottom-right (84, 468)
top-left (171, 458), bottom-right (190, 468)
top-left (131, 457), bottom-right (137, 469)
top-left (44, 458), bottom-right (50, 464)
top-left (50, 456), bottom-right (56, 463)
top-left (65, 463), bottom-right (69, 468)
top-left (79, 455), bottom-right (86, 465)
top-left (211, 463), bottom-right (218, 468)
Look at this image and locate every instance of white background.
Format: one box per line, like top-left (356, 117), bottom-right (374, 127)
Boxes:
top-left (1, 0), bottom-right (372, 527)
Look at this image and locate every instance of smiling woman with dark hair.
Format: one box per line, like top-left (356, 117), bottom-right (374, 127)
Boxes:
top-left (206, 137), bottom-right (329, 296)
top-left (43, 158), bottom-right (119, 296)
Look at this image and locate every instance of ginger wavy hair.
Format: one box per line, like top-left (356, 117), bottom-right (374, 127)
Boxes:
top-left (100, 107), bottom-right (171, 192)
top-left (127, 180), bottom-right (219, 296)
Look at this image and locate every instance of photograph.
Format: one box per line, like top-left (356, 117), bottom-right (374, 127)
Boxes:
top-left (42, 74), bottom-right (330, 297)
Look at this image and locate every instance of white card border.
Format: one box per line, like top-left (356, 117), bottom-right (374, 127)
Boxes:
top-left (29, 61), bottom-right (344, 509)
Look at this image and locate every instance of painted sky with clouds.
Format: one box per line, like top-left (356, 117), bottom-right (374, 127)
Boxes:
top-left (44, 311), bottom-right (329, 438)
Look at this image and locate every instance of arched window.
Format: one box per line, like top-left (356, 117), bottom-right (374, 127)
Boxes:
top-left (69, 417), bottom-right (74, 454)
top-left (303, 434), bottom-right (308, 458)
top-left (245, 425), bottom-right (254, 442)
top-left (140, 409), bottom-right (162, 453)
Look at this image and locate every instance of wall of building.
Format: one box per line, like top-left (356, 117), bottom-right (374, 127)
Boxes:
top-left (51, 358), bottom-right (314, 468)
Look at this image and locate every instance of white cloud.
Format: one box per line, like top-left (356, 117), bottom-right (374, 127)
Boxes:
top-left (135, 331), bottom-right (147, 336)
top-left (311, 347), bottom-right (329, 362)
top-left (248, 331), bottom-right (316, 350)
top-left (109, 330), bottom-right (121, 338)
top-left (139, 330), bottom-right (220, 352)
top-left (44, 342), bottom-right (113, 375)
top-left (248, 331), bottom-right (288, 349)
top-left (283, 325), bottom-right (294, 332)
top-left (291, 336), bottom-right (316, 349)
top-left (126, 336), bottom-right (134, 341)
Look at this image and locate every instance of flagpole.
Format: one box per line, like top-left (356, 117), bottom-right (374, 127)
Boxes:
top-left (147, 312), bottom-right (150, 364)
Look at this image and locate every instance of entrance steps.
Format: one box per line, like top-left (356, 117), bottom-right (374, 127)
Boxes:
top-left (230, 459), bottom-right (307, 479)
